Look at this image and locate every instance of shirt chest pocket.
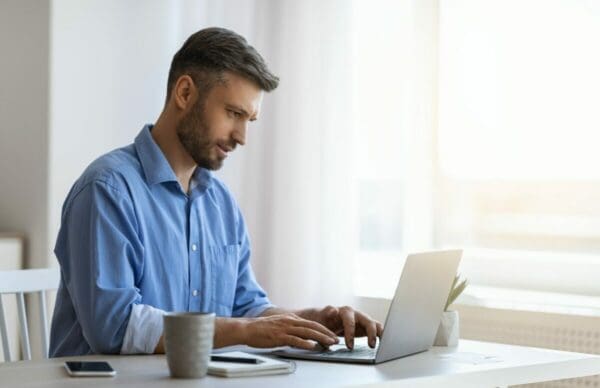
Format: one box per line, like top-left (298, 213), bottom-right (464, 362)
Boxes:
top-left (209, 244), bottom-right (239, 313)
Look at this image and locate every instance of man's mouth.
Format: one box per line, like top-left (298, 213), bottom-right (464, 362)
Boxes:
top-left (216, 143), bottom-right (233, 158)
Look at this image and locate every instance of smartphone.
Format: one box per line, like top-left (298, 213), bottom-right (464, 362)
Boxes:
top-left (64, 361), bottom-right (116, 377)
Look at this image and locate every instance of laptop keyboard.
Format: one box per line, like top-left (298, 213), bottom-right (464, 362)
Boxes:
top-left (317, 344), bottom-right (377, 359)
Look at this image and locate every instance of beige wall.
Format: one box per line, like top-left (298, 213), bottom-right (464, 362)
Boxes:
top-left (0, 0), bottom-right (50, 269)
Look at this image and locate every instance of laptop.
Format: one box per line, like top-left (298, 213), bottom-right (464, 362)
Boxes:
top-left (272, 249), bottom-right (462, 364)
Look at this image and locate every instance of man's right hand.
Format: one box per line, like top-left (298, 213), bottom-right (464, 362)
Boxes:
top-left (215, 314), bottom-right (340, 350)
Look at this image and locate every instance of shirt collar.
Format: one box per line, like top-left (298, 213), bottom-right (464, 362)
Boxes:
top-left (134, 124), bottom-right (213, 193)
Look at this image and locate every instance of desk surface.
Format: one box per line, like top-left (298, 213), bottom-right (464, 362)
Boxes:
top-left (2, 339), bottom-right (600, 388)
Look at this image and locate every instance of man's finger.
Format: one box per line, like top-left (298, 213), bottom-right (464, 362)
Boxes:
top-left (288, 326), bottom-right (338, 347)
top-left (359, 314), bottom-right (378, 348)
top-left (376, 321), bottom-right (384, 337)
top-left (290, 316), bottom-right (339, 341)
top-left (339, 306), bottom-right (356, 349)
top-left (282, 335), bottom-right (317, 351)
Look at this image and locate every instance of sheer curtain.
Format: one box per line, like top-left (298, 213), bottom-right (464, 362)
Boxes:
top-left (181, 0), bottom-right (358, 309)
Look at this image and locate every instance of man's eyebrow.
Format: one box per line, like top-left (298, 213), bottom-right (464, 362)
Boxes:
top-left (225, 103), bottom-right (257, 121)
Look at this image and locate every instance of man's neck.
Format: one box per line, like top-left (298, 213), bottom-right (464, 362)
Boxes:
top-left (151, 113), bottom-right (196, 194)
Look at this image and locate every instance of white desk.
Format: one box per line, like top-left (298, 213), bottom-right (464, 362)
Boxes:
top-left (1, 339), bottom-right (599, 388)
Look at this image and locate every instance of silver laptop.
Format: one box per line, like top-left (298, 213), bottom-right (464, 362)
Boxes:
top-left (272, 249), bottom-right (462, 364)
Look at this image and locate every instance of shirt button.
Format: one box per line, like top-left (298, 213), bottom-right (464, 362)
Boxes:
top-left (191, 244), bottom-right (198, 251)
top-left (192, 290), bottom-right (198, 297)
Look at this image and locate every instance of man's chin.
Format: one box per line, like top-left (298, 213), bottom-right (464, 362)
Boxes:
top-left (196, 158), bottom-right (223, 171)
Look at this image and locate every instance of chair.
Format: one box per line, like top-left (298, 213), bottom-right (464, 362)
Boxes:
top-left (0, 268), bottom-right (60, 361)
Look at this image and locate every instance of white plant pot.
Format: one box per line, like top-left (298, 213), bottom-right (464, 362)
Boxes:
top-left (433, 310), bottom-right (459, 346)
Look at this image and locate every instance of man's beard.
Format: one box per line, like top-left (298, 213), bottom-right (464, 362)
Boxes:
top-left (176, 99), bottom-right (224, 171)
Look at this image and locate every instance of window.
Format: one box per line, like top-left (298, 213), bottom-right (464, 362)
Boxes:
top-left (353, 0), bottom-right (436, 297)
top-left (354, 0), bottom-right (600, 297)
top-left (438, 0), bottom-right (600, 295)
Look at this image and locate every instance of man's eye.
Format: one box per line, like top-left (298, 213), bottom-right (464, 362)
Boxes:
top-left (228, 110), bottom-right (242, 119)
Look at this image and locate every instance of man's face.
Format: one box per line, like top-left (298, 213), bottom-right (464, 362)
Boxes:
top-left (176, 72), bottom-right (263, 170)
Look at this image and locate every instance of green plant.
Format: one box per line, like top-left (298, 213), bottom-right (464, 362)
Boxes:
top-left (444, 275), bottom-right (468, 311)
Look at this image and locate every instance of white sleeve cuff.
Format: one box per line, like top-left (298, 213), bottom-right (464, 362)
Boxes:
top-left (120, 304), bottom-right (166, 354)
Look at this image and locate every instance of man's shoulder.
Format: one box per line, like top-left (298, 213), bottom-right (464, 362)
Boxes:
top-left (70, 145), bottom-right (142, 199)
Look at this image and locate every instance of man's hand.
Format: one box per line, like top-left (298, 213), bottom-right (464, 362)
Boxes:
top-left (238, 313), bottom-right (340, 350)
top-left (300, 305), bottom-right (383, 350)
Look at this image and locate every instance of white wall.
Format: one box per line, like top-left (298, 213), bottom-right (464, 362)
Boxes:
top-left (0, 0), bottom-right (50, 269)
top-left (47, 0), bottom-right (301, 303)
top-left (1, 0), bottom-right (283, 275)
top-left (0, 0), bottom-right (276, 268)
top-left (48, 0), bottom-right (280, 282)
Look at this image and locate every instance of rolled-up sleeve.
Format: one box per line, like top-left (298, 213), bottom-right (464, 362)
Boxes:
top-left (120, 304), bottom-right (166, 354)
top-left (231, 209), bottom-right (275, 318)
top-left (56, 177), bottom-right (144, 354)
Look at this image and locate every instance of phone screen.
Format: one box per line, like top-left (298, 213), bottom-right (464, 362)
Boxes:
top-left (65, 361), bottom-right (115, 374)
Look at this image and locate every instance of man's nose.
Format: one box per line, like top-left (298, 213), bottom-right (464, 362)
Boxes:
top-left (232, 122), bottom-right (247, 146)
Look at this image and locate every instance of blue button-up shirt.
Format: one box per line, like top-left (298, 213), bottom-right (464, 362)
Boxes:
top-left (49, 125), bottom-right (273, 357)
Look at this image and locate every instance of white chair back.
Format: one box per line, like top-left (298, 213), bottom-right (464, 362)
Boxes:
top-left (0, 268), bottom-right (60, 361)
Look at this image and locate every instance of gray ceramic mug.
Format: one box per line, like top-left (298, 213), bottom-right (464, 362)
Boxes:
top-left (163, 312), bottom-right (216, 378)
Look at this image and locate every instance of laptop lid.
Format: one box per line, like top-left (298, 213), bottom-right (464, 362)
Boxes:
top-left (375, 249), bottom-right (462, 363)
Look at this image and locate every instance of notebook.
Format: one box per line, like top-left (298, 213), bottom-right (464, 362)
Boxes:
top-left (208, 351), bottom-right (296, 377)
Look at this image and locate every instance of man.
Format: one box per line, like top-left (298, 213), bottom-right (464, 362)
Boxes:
top-left (49, 27), bottom-right (382, 357)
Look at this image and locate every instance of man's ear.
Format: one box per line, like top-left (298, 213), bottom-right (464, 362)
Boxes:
top-left (172, 75), bottom-right (196, 111)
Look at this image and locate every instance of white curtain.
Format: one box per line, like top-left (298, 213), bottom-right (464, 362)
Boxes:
top-left (182, 0), bottom-right (359, 309)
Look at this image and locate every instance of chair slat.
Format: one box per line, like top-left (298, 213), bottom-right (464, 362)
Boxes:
top-left (38, 291), bottom-right (49, 358)
top-left (0, 268), bottom-right (60, 294)
top-left (16, 293), bottom-right (31, 361)
top-left (0, 295), bottom-right (12, 362)
top-left (0, 268), bottom-right (60, 361)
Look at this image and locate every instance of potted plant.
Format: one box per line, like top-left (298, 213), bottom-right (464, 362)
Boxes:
top-left (434, 275), bottom-right (468, 346)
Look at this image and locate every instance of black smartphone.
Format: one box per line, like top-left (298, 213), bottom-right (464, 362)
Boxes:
top-left (64, 361), bottom-right (116, 377)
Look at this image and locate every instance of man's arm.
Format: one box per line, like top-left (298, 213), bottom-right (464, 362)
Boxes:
top-left (58, 177), bottom-right (176, 355)
top-left (57, 178), bottom-right (145, 354)
top-left (153, 315), bottom-right (339, 353)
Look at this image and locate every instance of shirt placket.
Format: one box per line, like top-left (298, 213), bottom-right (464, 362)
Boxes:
top-left (187, 199), bottom-right (202, 311)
